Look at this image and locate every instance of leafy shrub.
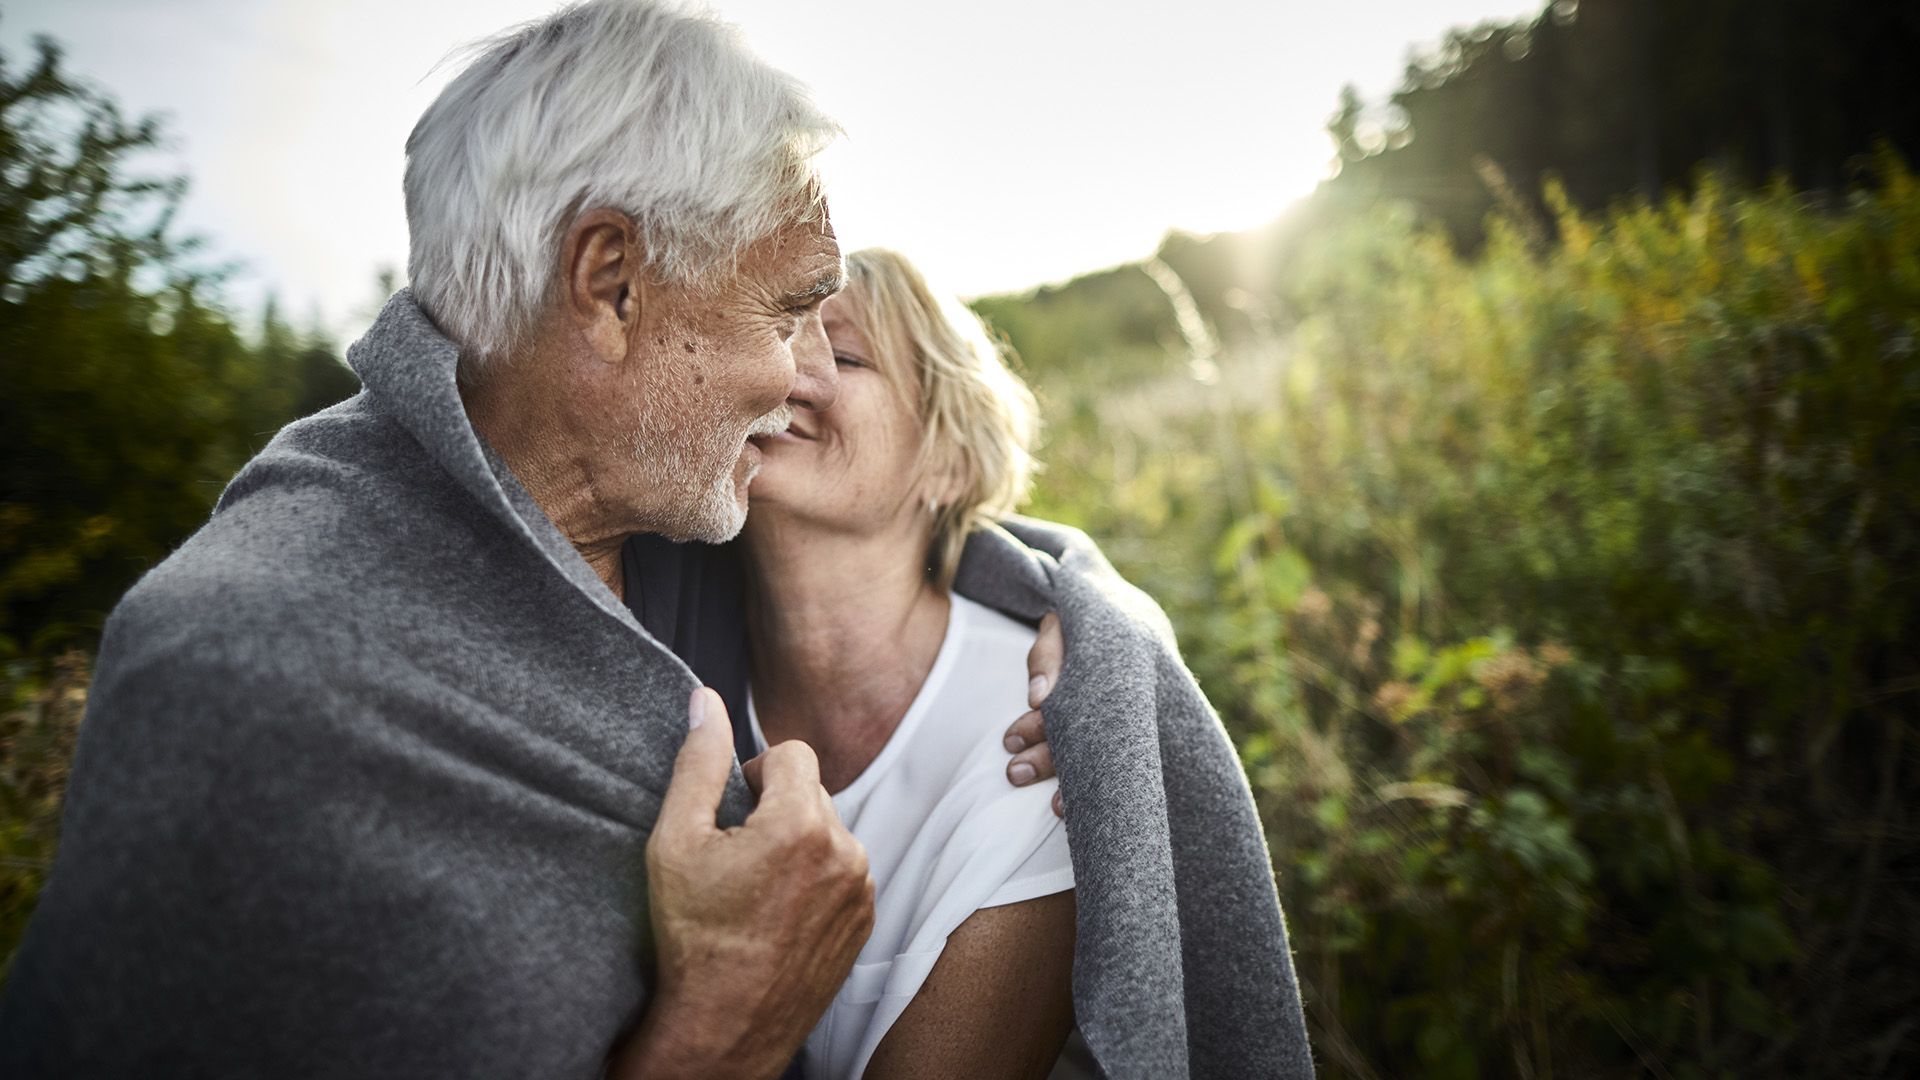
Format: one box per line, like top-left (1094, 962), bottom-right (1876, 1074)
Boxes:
top-left (0, 652), bottom-right (86, 978)
top-left (1020, 152), bottom-right (1918, 1078)
top-left (0, 37), bottom-right (359, 651)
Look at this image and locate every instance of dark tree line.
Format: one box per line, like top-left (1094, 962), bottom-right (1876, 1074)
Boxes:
top-left (1325, 0), bottom-right (1920, 246)
top-left (986, 0), bottom-right (1920, 385)
top-left (0, 34), bottom-right (358, 652)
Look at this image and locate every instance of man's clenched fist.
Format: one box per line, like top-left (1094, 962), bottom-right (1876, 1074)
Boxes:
top-left (610, 688), bottom-right (874, 1080)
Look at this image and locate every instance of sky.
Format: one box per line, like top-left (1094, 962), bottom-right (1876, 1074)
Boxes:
top-left (2, 0), bottom-right (1548, 339)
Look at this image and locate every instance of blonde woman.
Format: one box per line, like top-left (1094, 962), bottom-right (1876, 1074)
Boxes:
top-left (738, 249), bottom-right (1075, 1079)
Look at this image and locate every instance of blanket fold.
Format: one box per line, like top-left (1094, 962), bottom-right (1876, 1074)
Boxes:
top-left (956, 520), bottom-right (1315, 1080)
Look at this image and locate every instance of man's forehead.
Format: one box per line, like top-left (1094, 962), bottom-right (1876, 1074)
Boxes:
top-left (731, 208), bottom-right (843, 301)
top-left (782, 264), bottom-right (846, 304)
top-left (774, 233), bottom-right (847, 300)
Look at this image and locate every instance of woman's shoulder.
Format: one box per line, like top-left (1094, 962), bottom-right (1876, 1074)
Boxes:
top-left (957, 518), bottom-right (1180, 653)
top-left (907, 595), bottom-right (1034, 756)
top-left (881, 595), bottom-right (1045, 805)
top-left (950, 592), bottom-right (1037, 654)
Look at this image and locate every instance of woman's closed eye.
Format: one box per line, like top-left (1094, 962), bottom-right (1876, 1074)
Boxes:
top-left (834, 352), bottom-right (869, 369)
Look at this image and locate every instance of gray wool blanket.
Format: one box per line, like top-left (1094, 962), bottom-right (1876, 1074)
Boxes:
top-left (0, 290), bottom-right (1312, 1078)
top-left (953, 521), bottom-right (1314, 1079)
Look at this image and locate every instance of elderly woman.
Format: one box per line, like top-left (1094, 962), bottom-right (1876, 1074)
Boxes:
top-left (738, 249), bottom-right (1073, 1078)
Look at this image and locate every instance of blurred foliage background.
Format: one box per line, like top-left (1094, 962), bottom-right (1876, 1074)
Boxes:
top-left (4, 1), bottom-right (1918, 1077)
top-left (0, 27), bottom-right (360, 973)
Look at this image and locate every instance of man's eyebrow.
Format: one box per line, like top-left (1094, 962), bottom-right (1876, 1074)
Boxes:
top-left (780, 268), bottom-right (847, 307)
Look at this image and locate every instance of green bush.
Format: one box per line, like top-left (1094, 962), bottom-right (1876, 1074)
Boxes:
top-left (1020, 153), bottom-right (1919, 1078)
top-left (0, 651), bottom-right (86, 979)
top-left (4, 27), bottom-right (1914, 1075)
top-left (0, 37), bottom-right (359, 652)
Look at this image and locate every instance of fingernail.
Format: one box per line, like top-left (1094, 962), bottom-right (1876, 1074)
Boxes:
top-left (1028, 675), bottom-right (1050, 704)
top-left (1004, 733), bottom-right (1027, 753)
top-left (688, 688), bottom-right (709, 730)
top-left (1010, 762), bottom-right (1037, 785)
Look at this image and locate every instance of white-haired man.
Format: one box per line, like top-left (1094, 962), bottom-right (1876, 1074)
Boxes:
top-left (0, 3), bottom-right (1063, 1077)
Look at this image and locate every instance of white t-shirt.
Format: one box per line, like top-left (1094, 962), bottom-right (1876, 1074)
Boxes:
top-left (748, 593), bottom-right (1075, 1080)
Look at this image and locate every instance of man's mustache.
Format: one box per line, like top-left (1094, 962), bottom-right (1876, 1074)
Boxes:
top-left (747, 405), bottom-right (794, 439)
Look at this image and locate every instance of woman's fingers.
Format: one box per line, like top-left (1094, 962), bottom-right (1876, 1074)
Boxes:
top-left (1026, 611), bottom-right (1063, 708)
top-left (1007, 741), bottom-right (1054, 787)
top-left (1003, 708), bottom-right (1046, 754)
top-left (1014, 615), bottom-right (1065, 819)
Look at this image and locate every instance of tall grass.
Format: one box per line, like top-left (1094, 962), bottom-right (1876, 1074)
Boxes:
top-left (1022, 152), bottom-right (1920, 1079)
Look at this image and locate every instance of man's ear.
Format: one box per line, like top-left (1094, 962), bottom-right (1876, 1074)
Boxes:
top-left (562, 208), bottom-right (640, 365)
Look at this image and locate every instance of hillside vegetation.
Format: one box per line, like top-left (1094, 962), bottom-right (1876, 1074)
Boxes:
top-left (7, 2), bottom-right (1920, 1074)
top-left (982, 159), bottom-right (1919, 1078)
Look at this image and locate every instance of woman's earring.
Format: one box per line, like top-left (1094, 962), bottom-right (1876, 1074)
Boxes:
top-left (927, 497), bottom-right (939, 516)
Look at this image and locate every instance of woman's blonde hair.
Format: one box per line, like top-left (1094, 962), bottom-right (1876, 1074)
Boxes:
top-left (842, 248), bottom-right (1039, 590)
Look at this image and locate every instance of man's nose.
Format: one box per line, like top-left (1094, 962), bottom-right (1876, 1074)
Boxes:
top-left (787, 312), bottom-right (839, 412)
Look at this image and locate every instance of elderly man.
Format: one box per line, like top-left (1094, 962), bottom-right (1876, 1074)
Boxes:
top-left (0, 2), bottom-right (1065, 1077)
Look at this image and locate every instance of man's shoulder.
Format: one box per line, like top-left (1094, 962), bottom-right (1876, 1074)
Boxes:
top-left (98, 398), bottom-right (463, 687)
top-left (214, 392), bottom-right (436, 520)
top-left (99, 533), bottom-right (360, 704)
top-left (159, 393), bottom-right (482, 599)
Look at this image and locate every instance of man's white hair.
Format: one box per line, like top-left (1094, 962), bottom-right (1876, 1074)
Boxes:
top-left (404, 0), bottom-right (838, 368)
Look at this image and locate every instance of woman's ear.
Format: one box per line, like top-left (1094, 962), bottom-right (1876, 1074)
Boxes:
top-left (561, 208), bottom-right (641, 365)
top-left (925, 447), bottom-right (970, 512)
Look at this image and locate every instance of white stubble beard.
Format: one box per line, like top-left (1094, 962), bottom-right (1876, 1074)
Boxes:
top-left (636, 398), bottom-right (793, 544)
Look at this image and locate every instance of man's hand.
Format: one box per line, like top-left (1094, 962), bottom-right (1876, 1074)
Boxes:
top-left (610, 688), bottom-right (875, 1080)
top-left (1003, 611), bottom-right (1065, 818)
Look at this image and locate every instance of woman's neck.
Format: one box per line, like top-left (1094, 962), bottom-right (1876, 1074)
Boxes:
top-left (742, 516), bottom-right (949, 793)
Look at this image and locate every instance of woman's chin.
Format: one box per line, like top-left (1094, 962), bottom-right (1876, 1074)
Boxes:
top-left (742, 446), bottom-right (809, 494)
top-left (741, 474), bottom-right (794, 521)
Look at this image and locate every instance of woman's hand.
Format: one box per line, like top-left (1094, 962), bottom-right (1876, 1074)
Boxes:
top-left (1004, 611), bottom-right (1065, 818)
